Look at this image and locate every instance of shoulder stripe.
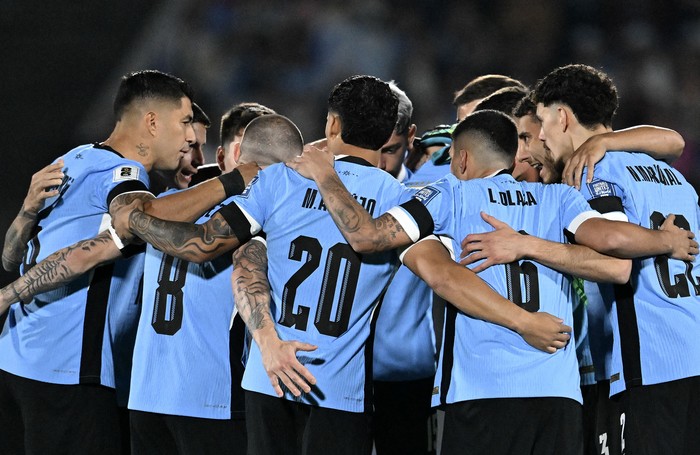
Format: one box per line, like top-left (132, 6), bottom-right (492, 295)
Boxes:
top-left (106, 181), bottom-right (151, 207)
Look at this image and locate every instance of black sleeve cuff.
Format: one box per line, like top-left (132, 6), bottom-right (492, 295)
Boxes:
top-left (217, 202), bottom-right (254, 245)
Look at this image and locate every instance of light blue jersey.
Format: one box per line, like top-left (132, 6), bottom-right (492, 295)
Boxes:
top-left (391, 172), bottom-right (601, 406)
top-left (403, 158), bottom-right (450, 190)
top-left (128, 192), bottom-right (243, 419)
top-left (219, 156), bottom-right (413, 412)
top-left (0, 143), bottom-right (150, 387)
top-left (579, 152), bottom-right (700, 396)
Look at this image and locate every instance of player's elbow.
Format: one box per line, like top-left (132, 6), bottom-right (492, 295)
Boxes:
top-left (605, 259), bottom-right (632, 284)
top-left (669, 132), bottom-right (685, 162)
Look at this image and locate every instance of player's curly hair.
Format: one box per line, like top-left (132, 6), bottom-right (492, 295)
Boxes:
top-left (328, 75), bottom-right (398, 151)
top-left (532, 64), bottom-right (618, 129)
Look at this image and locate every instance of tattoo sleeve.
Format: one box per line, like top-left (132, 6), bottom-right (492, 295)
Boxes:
top-left (0, 231), bottom-right (119, 306)
top-left (128, 210), bottom-right (240, 262)
top-left (2, 207), bottom-right (38, 272)
top-left (232, 240), bottom-right (275, 333)
top-left (314, 171), bottom-right (408, 252)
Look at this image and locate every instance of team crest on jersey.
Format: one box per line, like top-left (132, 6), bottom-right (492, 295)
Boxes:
top-left (413, 186), bottom-right (440, 205)
top-left (113, 165), bottom-right (140, 182)
top-left (586, 179), bottom-right (615, 198)
top-left (240, 175), bottom-right (259, 198)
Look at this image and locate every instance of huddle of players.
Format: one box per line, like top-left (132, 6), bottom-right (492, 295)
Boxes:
top-left (0, 65), bottom-right (698, 455)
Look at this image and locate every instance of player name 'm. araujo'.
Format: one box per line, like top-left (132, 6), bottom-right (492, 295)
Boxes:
top-left (626, 164), bottom-right (683, 186)
top-left (302, 187), bottom-right (377, 216)
top-left (488, 188), bottom-right (538, 207)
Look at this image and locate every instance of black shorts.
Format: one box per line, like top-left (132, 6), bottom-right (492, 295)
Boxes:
top-left (373, 377), bottom-right (437, 455)
top-left (440, 397), bottom-right (583, 455)
top-left (245, 390), bottom-right (372, 455)
top-left (129, 409), bottom-right (246, 455)
top-left (0, 368), bottom-right (121, 454)
top-left (618, 375), bottom-right (700, 455)
top-left (586, 380), bottom-right (622, 455)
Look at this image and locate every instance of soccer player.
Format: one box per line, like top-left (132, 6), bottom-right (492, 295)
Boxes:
top-left (0, 70), bottom-right (255, 454)
top-left (532, 64), bottom-right (700, 455)
top-left (286, 109), bottom-right (695, 455)
top-left (112, 76), bottom-right (569, 455)
top-left (378, 81), bottom-right (417, 182)
top-left (409, 74), bottom-right (526, 188)
top-left (128, 112), bottom-right (298, 455)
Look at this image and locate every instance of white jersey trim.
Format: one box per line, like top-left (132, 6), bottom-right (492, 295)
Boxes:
top-left (387, 206), bottom-right (420, 242)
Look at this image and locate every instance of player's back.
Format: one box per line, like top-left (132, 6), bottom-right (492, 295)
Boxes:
top-left (129, 192), bottom-right (241, 419)
top-left (427, 173), bottom-right (591, 406)
top-left (581, 151), bottom-right (700, 395)
top-left (236, 157), bottom-right (412, 412)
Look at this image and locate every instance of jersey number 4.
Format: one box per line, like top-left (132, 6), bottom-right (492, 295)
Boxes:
top-left (280, 235), bottom-right (360, 337)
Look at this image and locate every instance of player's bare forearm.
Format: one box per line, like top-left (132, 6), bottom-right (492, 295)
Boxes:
top-left (404, 239), bottom-right (571, 353)
top-left (314, 170), bottom-right (409, 253)
top-left (145, 176), bottom-right (226, 222)
top-left (128, 210), bottom-right (239, 263)
top-left (232, 240), bottom-right (275, 337)
top-left (0, 231), bottom-right (119, 312)
top-left (2, 208), bottom-right (38, 271)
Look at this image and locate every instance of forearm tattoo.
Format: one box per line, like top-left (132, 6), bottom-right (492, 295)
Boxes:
top-left (4, 232), bottom-right (114, 304)
top-left (129, 210), bottom-right (236, 261)
top-left (2, 208), bottom-right (39, 270)
top-left (317, 173), bottom-right (405, 250)
top-left (232, 240), bottom-right (273, 332)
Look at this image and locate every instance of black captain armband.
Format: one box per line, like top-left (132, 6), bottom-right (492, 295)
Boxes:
top-left (218, 169), bottom-right (246, 198)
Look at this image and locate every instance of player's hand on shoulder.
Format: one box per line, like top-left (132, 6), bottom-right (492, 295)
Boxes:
top-left (661, 214), bottom-right (698, 262)
top-left (460, 212), bottom-right (525, 272)
top-left (563, 134), bottom-right (608, 189)
top-left (517, 312), bottom-right (571, 354)
top-left (23, 160), bottom-right (65, 213)
top-left (287, 144), bottom-right (334, 180)
top-left (258, 336), bottom-right (318, 398)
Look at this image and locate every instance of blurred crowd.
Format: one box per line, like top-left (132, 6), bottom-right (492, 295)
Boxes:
top-left (112, 0), bottom-right (700, 185)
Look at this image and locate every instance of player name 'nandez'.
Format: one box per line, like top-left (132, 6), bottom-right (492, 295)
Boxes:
top-left (301, 187), bottom-right (377, 215)
top-left (488, 188), bottom-right (538, 207)
top-left (626, 164), bottom-right (682, 186)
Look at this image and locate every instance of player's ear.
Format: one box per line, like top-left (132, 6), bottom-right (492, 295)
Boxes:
top-left (233, 142), bottom-right (242, 163)
top-left (327, 113), bottom-right (341, 140)
top-left (216, 146), bottom-right (226, 172)
top-left (146, 111), bottom-right (157, 136)
top-left (558, 106), bottom-right (569, 133)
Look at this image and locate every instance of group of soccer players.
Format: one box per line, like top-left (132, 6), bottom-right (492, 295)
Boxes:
top-left (0, 64), bottom-right (698, 455)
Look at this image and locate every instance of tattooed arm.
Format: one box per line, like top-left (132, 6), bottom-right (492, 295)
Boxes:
top-left (232, 239), bottom-right (317, 397)
top-left (0, 231), bottom-right (120, 314)
top-left (287, 148), bottom-right (412, 254)
top-left (3, 161), bottom-right (65, 271)
top-left (123, 210), bottom-right (242, 263)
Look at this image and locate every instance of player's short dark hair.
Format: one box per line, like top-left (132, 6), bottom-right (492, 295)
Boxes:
top-left (327, 75), bottom-right (398, 151)
top-left (113, 70), bottom-right (194, 120)
top-left (473, 86), bottom-right (529, 117)
top-left (240, 114), bottom-right (304, 166)
top-left (388, 81), bottom-right (413, 137)
top-left (192, 103), bottom-right (211, 128)
top-left (452, 109), bottom-right (518, 162)
top-left (220, 102), bottom-right (276, 147)
top-left (453, 75), bottom-right (526, 107)
top-left (532, 64), bottom-right (618, 128)
top-left (513, 94), bottom-right (537, 119)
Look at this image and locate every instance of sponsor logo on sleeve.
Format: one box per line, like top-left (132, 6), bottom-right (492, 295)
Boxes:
top-left (113, 165), bottom-right (140, 182)
top-left (586, 179), bottom-right (615, 198)
top-left (413, 186), bottom-right (440, 205)
top-left (240, 175), bottom-right (259, 198)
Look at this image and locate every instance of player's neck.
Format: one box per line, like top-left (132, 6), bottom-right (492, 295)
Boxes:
top-left (335, 143), bottom-right (380, 166)
top-left (102, 128), bottom-right (155, 172)
top-left (571, 124), bottom-right (612, 151)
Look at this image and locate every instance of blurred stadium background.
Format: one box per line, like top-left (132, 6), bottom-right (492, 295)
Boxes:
top-left (2, 0), bottom-right (699, 286)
